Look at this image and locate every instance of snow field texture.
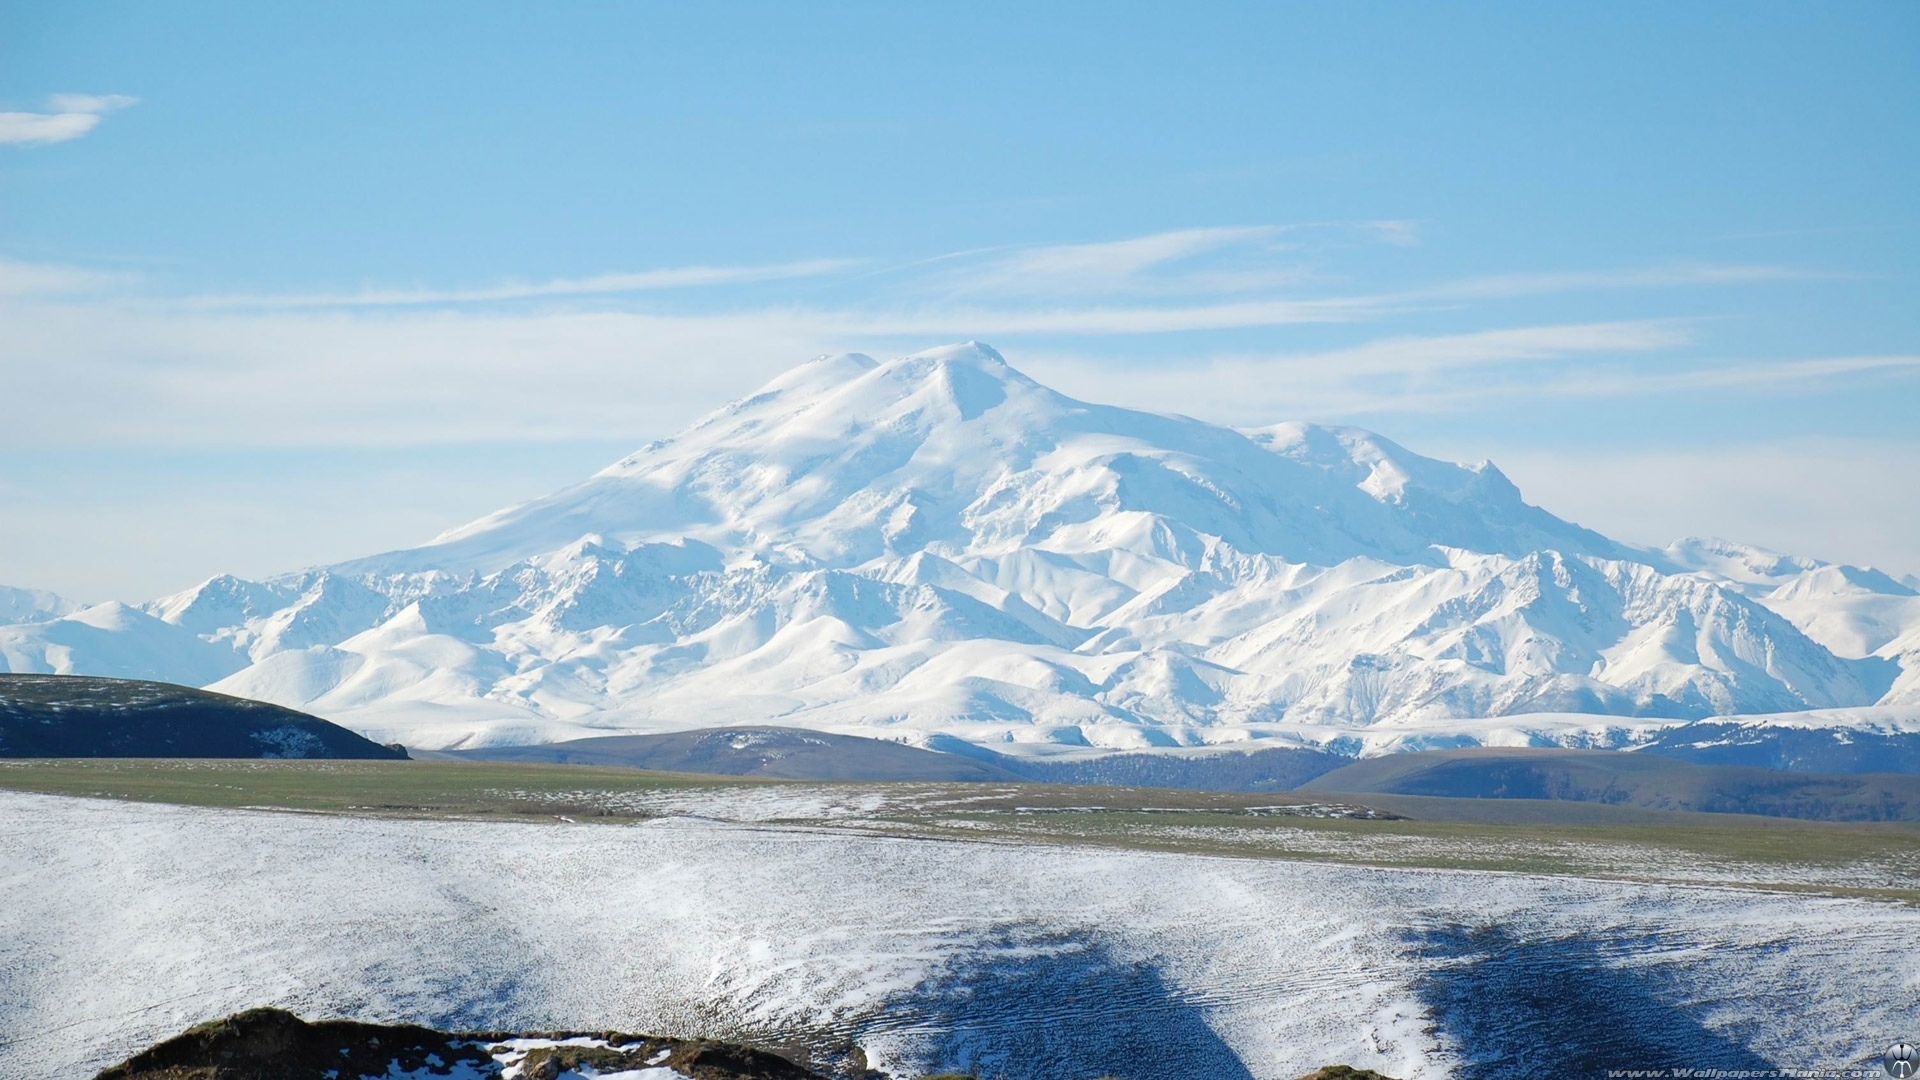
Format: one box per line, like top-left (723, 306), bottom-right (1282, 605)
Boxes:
top-left (2, 791), bottom-right (1914, 1080)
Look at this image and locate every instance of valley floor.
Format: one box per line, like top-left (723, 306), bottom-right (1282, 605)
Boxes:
top-left (1, 767), bottom-right (1916, 1079)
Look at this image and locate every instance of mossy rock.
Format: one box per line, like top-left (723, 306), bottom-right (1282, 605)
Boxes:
top-left (93, 1007), bottom-right (829, 1080)
top-left (93, 1007), bottom-right (490, 1080)
top-left (1296, 1066), bottom-right (1401, 1080)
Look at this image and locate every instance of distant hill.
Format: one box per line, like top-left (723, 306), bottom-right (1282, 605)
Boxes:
top-left (1637, 721), bottom-right (1920, 773)
top-left (1300, 746), bottom-right (1920, 822)
top-left (449, 726), bottom-right (1350, 788)
top-left (0, 674), bottom-right (406, 759)
top-left (447, 726), bottom-right (1024, 781)
top-left (964, 742), bottom-right (1347, 792)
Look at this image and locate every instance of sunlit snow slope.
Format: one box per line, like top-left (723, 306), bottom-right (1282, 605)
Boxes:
top-left (3, 343), bottom-right (1914, 751)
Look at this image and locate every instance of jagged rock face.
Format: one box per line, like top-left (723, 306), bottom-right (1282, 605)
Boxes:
top-left (2, 343), bottom-right (1912, 751)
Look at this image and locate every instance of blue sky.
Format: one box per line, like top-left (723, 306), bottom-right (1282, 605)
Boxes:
top-left (2, 1), bottom-right (1916, 600)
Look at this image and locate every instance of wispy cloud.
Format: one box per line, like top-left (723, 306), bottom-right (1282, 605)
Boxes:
top-left (0, 256), bottom-right (133, 296)
top-left (1538, 353), bottom-right (1920, 398)
top-left (1275, 321), bottom-right (1693, 376)
top-left (0, 227), bottom-right (1877, 449)
top-left (1366, 220), bottom-right (1421, 247)
top-left (189, 258), bottom-right (863, 308)
top-left (1012, 323), bottom-right (1920, 424)
top-left (1406, 263), bottom-right (1811, 302)
top-left (1018, 321), bottom-right (1696, 419)
top-left (823, 294), bottom-right (1389, 336)
top-left (944, 226), bottom-right (1287, 296)
top-left (0, 93), bottom-right (138, 146)
top-left (925, 221), bottom-right (1419, 299)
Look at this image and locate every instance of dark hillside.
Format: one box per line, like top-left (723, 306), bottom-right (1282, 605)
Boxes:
top-left (1300, 746), bottom-right (1920, 821)
top-left (452, 727), bottom-right (1346, 789)
top-left (449, 726), bottom-right (1022, 781)
top-left (0, 674), bottom-right (406, 759)
top-left (1638, 722), bottom-right (1920, 773)
top-left (989, 744), bottom-right (1346, 792)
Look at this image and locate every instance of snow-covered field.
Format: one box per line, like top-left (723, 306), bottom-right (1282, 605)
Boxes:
top-left (4, 791), bottom-right (1914, 1080)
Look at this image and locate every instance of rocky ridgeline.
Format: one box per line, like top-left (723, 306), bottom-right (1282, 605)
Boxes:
top-left (91, 1007), bottom-right (1401, 1080)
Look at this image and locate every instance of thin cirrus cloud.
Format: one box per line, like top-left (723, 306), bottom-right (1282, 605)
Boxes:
top-left (1290, 350), bottom-right (1920, 416)
top-left (822, 294), bottom-right (1390, 336)
top-left (156, 223), bottom-right (1795, 328)
top-left (1405, 263), bottom-right (1814, 302)
top-left (1014, 326), bottom-right (1920, 421)
top-left (925, 221), bottom-right (1420, 297)
top-left (1018, 320), bottom-right (1699, 419)
top-left (0, 255), bottom-right (133, 296)
top-left (0, 222), bottom-right (1870, 447)
top-left (187, 258), bottom-right (865, 308)
top-left (0, 94), bottom-right (138, 146)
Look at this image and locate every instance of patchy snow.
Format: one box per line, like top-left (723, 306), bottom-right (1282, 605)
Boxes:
top-left (489, 1038), bottom-right (690, 1080)
top-left (3, 791), bottom-right (1914, 1080)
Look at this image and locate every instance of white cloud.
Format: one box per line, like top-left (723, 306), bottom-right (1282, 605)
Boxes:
top-left (0, 235), bottom-right (1882, 454)
top-left (925, 222), bottom-right (1422, 299)
top-left (191, 259), bottom-right (863, 308)
top-left (946, 226), bottom-right (1287, 296)
top-left (0, 93), bottom-right (138, 146)
top-left (4, 268), bottom-right (1901, 451)
top-left (1407, 263), bottom-right (1810, 302)
top-left (0, 298), bottom-right (840, 447)
top-left (1018, 321), bottom-right (1695, 419)
top-left (1366, 220), bottom-right (1421, 247)
top-left (826, 294), bottom-right (1389, 336)
top-left (1275, 321), bottom-right (1692, 376)
top-left (45, 93), bottom-right (140, 114)
top-left (0, 233), bottom-right (1909, 600)
top-left (0, 256), bottom-right (130, 296)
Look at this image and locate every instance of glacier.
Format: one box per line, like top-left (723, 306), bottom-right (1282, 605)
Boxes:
top-left (3, 342), bottom-right (1916, 754)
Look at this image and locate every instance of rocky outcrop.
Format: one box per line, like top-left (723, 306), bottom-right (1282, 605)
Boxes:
top-left (92, 1007), bottom-right (829, 1080)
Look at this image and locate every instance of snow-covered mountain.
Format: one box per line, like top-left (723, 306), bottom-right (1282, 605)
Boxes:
top-left (5, 342), bottom-right (1916, 754)
top-left (0, 585), bottom-right (76, 625)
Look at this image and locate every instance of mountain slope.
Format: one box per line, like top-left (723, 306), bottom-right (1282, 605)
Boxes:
top-left (0, 585), bottom-right (76, 625)
top-left (446, 725), bottom-right (1029, 781)
top-left (3, 343), bottom-right (1912, 754)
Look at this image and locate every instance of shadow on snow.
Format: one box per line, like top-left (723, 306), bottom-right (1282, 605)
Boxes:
top-left (867, 929), bottom-right (1253, 1080)
top-left (1411, 924), bottom-right (1778, 1080)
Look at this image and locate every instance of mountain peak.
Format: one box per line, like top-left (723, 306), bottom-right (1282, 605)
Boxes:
top-left (903, 339), bottom-right (1010, 367)
top-left (7, 342), bottom-right (1905, 753)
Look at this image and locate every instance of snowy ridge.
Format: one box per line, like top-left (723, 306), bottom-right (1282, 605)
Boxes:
top-left (3, 343), bottom-right (1916, 752)
top-left (0, 585), bottom-right (76, 625)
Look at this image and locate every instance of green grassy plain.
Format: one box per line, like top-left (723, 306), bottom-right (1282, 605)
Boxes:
top-left (0, 757), bottom-right (723, 818)
top-left (3, 757), bottom-right (1915, 902)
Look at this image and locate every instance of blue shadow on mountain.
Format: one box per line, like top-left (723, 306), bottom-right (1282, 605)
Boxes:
top-left (870, 929), bottom-right (1253, 1080)
top-left (1411, 924), bottom-right (1777, 1080)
